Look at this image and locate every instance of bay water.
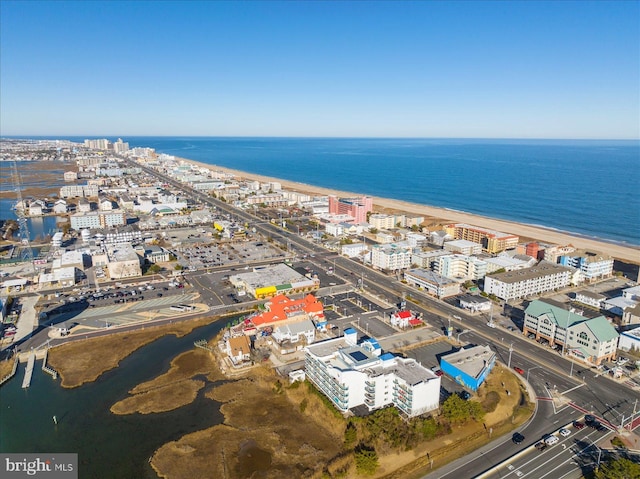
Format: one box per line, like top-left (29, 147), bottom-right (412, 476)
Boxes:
top-left (0, 320), bottom-right (228, 478)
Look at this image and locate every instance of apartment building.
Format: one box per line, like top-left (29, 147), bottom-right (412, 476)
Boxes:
top-left (304, 329), bottom-right (441, 417)
top-left (434, 254), bottom-right (487, 281)
top-left (558, 250), bottom-right (614, 281)
top-left (60, 184), bottom-right (99, 198)
top-left (370, 244), bottom-right (412, 271)
top-left (445, 223), bottom-right (519, 253)
top-left (483, 262), bottom-right (573, 300)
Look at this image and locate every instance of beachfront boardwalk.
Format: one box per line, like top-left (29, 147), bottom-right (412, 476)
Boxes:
top-left (22, 353), bottom-right (35, 388)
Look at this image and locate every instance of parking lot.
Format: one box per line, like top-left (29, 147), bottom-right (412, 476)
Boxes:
top-left (176, 239), bottom-right (285, 270)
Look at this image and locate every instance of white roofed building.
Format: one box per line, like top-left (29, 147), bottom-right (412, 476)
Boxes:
top-left (305, 329), bottom-right (441, 417)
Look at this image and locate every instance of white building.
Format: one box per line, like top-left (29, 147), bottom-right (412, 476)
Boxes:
top-left (484, 254), bottom-right (537, 274)
top-left (370, 244), bottom-right (412, 271)
top-left (404, 269), bottom-right (461, 299)
top-left (106, 244), bottom-right (142, 279)
top-left (434, 254), bottom-right (487, 281)
top-left (272, 318), bottom-right (316, 345)
top-left (70, 212), bottom-right (101, 230)
top-left (304, 329), bottom-right (441, 417)
top-left (368, 214), bottom-right (403, 230)
top-left (458, 294), bottom-right (492, 313)
top-left (618, 326), bottom-right (640, 352)
top-left (341, 242), bottom-right (367, 258)
top-left (411, 249), bottom-right (450, 269)
top-left (443, 239), bottom-right (482, 256)
top-left (623, 286), bottom-right (640, 301)
top-left (52, 199), bottom-right (68, 214)
top-left (574, 290), bottom-right (606, 309)
top-left (558, 251), bottom-right (614, 282)
top-left (483, 262), bottom-right (573, 301)
top-left (60, 184), bottom-right (99, 198)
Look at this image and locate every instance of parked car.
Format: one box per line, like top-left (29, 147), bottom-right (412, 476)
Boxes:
top-left (559, 428), bottom-right (571, 437)
top-left (544, 435), bottom-right (559, 446)
top-left (573, 421), bottom-right (586, 430)
top-left (512, 432), bottom-right (525, 444)
top-left (513, 366), bottom-right (525, 375)
top-left (534, 441), bottom-right (547, 451)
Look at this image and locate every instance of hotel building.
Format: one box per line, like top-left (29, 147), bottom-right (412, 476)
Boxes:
top-left (483, 262), bottom-right (573, 301)
top-left (304, 329), bottom-right (441, 417)
top-left (328, 196), bottom-right (373, 224)
top-left (445, 223), bottom-right (519, 254)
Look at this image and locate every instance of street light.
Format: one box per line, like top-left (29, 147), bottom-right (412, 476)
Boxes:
top-left (457, 329), bottom-right (470, 344)
top-left (588, 439), bottom-right (602, 471)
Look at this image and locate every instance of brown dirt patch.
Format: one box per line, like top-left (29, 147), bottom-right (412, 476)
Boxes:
top-left (0, 358), bottom-right (15, 380)
top-left (152, 371), bottom-right (344, 479)
top-left (111, 379), bottom-right (205, 415)
top-left (47, 316), bottom-right (217, 388)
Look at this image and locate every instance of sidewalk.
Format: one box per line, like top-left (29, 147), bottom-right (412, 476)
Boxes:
top-left (1, 294), bottom-right (39, 353)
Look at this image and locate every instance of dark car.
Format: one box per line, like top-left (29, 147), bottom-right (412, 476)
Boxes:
top-left (573, 421), bottom-right (586, 430)
top-left (512, 433), bottom-right (525, 444)
top-left (534, 441), bottom-right (547, 451)
top-left (589, 421), bottom-right (602, 429)
top-left (585, 414), bottom-right (597, 425)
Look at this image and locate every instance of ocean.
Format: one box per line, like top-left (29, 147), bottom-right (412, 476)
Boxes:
top-left (126, 137), bottom-right (640, 247)
top-left (6, 137), bottom-right (640, 246)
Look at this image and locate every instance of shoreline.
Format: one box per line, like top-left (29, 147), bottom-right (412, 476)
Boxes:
top-left (173, 155), bottom-right (640, 264)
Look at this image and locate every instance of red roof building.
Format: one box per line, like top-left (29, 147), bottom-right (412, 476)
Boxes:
top-left (252, 294), bottom-right (324, 327)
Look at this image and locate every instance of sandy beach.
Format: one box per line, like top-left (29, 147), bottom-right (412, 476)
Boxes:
top-left (175, 156), bottom-right (640, 265)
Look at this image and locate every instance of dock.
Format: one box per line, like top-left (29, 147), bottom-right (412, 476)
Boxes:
top-left (22, 353), bottom-right (35, 388)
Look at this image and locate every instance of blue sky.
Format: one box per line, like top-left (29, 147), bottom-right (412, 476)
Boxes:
top-left (1, 1), bottom-right (638, 139)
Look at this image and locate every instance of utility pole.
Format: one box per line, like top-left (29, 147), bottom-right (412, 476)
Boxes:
top-left (507, 343), bottom-right (513, 368)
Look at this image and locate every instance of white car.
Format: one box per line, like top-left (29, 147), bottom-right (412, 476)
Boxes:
top-left (559, 428), bottom-right (571, 437)
top-left (487, 322), bottom-right (497, 328)
top-left (544, 435), bottom-right (559, 446)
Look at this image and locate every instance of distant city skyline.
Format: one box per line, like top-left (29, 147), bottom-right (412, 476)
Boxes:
top-left (1, 1), bottom-right (638, 139)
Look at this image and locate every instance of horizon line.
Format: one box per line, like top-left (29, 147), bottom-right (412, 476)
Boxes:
top-left (2, 135), bottom-right (639, 142)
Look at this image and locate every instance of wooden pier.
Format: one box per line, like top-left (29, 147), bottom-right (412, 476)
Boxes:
top-left (22, 353), bottom-right (35, 388)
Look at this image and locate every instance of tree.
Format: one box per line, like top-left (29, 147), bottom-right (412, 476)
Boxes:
top-left (441, 394), bottom-right (470, 423)
top-left (369, 227), bottom-right (378, 235)
top-left (344, 422), bottom-right (357, 448)
top-left (594, 457), bottom-right (640, 479)
top-left (354, 446), bottom-right (378, 475)
top-left (147, 264), bottom-right (161, 274)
